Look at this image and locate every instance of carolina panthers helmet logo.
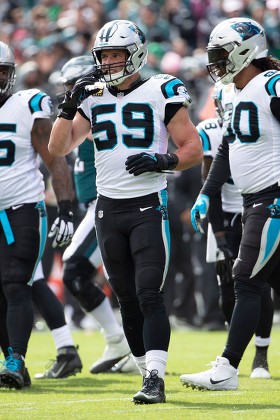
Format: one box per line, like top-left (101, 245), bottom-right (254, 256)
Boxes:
top-left (231, 22), bottom-right (263, 40)
top-left (129, 24), bottom-right (146, 44)
top-left (267, 204), bottom-right (280, 218)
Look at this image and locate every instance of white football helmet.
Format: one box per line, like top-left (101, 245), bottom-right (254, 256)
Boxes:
top-left (92, 20), bottom-right (148, 86)
top-left (206, 18), bottom-right (268, 84)
top-left (0, 41), bottom-right (16, 97)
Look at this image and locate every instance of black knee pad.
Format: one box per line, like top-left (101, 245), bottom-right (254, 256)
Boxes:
top-left (2, 258), bottom-right (34, 287)
top-left (138, 290), bottom-right (166, 317)
top-left (119, 298), bottom-right (142, 318)
top-left (63, 256), bottom-right (105, 311)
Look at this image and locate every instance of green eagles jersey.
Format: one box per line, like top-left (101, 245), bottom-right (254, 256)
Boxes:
top-left (74, 139), bottom-right (97, 204)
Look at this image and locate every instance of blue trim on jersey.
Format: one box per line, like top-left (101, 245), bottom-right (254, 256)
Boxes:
top-left (252, 198), bottom-right (280, 277)
top-left (29, 92), bottom-right (46, 114)
top-left (262, 209), bottom-right (280, 260)
top-left (29, 201), bottom-right (48, 285)
top-left (161, 78), bottom-right (183, 99)
top-left (198, 127), bottom-right (211, 152)
top-left (0, 210), bottom-right (15, 244)
top-left (158, 189), bottom-right (170, 289)
top-left (265, 74), bottom-right (280, 97)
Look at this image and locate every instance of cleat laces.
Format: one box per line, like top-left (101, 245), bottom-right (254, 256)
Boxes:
top-left (142, 369), bottom-right (159, 395)
top-left (2, 347), bottom-right (23, 372)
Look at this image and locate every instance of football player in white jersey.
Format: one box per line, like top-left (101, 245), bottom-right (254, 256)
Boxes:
top-left (48, 20), bottom-right (202, 404)
top-left (57, 56), bottom-right (137, 375)
top-left (0, 42), bottom-right (74, 389)
top-left (180, 17), bottom-right (280, 391)
top-left (196, 83), bottom-right (274, 379)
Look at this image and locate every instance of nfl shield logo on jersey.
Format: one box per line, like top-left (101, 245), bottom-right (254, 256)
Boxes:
top-left (98, 210), bottom-right (104, 218)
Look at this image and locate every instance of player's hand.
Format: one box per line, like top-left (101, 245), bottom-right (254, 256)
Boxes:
top-left (125, 152), bottom-right (178, 176)
top-left (215, 236), bottom-right (234, 284)
top-left (48, 201), bottom-right (74, 248)
top-left (57, 76), bottom-right (99, 119)
top-left (190, 194), bottom-right (210, 233)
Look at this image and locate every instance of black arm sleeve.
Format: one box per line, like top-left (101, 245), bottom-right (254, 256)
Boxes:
top-left (200, 137), bottom-right (231, 198)
top-left (270, 97), bottom-right (280, 123)
top-left (164, 103), bottom-right (184, 126)
top-left (208, 190), bottom-right (225, 233)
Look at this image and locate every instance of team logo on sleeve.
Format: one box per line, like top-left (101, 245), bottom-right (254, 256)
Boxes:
top-left (177, 85), bottom-right (192, 103)
top-left (267, 204), bottom-right (280, 218)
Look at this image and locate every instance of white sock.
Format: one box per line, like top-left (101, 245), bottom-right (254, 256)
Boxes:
top-left (51, 325), bottom-right (75, 350)
top-left (146, 350), bottom-right (168, 379)
top-left (133, 355), bottom-right (146, 376)
top-left (255, 336), bottom-right (271, 347)
top-left (90, 297), bottom-right (123, 340)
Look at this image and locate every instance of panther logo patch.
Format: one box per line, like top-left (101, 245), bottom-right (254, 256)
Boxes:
top-left (267, 204), bottom-right (280, 218)
top-left (231, 22), bottom-right (263, 40)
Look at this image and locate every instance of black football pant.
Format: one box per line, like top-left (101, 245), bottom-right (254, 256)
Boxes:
top-left (0, 203), bottom-right (47, 357)
top-left (222, 198), bottom-right (280, 368)
top-left (95, 191), bottom-right (171, 357)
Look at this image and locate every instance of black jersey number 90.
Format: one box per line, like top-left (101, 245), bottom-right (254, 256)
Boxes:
top-left (226, 102), bottom-right (260, 143)
top-left (91, 103), bottom-right (154, 151)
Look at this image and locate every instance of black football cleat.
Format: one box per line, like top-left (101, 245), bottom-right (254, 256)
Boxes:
top-left (34, 346), bottom-right (82, 379)
top-left (133, 369), bottom-right (166, 404)
top-left (0, 347), bottom-right (25, 389)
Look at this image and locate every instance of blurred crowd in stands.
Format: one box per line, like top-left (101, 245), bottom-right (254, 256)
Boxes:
top-left (2, 0), bottom-right (280, 331)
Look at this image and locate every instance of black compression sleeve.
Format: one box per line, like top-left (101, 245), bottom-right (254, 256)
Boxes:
top-left (201, 137), bottom-right (231, 198)
top-left (164, 103), bottom-right (184, 126)
top-left (208, 190), bottom-right (225, 233)
top-left (270, 97), bottom-right (280, 123)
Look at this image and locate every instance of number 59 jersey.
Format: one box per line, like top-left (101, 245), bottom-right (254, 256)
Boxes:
top-left (79, 74), bottom-right (192, 199)
top-left (221, 71), bottom-right (280, 194)
top-left (0, 89), bottom-right (52, 211)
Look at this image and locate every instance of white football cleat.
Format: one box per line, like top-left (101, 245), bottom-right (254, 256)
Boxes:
top-left (250, 367), bottom-right (271, 379)
top-left (180, 356), bottom-right (238, 390)
top-left (90, 334), bottom-right (130, 374)
top-left (111, 354), bottom-right (140, 374)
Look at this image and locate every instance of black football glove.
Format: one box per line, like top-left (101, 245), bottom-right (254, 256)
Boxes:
top-left (215, 236), bottom-right (235, 285)
top-left (57, 76), bottom-right (99, 120)
top-left (125, 152), bottom-right (178, 176)
top-left (48, 200), bottom-right (74, 248)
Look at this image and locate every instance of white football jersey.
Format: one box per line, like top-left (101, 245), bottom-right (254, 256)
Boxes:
top-left (197, 117), bottom-right (242, 213)
top-left (0, 89), bottom-right (52, 211)
top-left (79, 74), bottom-right (192, 199)
top-left (220, 71), bottom-right (280, 194)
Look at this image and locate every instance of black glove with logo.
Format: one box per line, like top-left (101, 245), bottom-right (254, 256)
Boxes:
top-left (48, 200), bottom-right (74, 248)
top-left (57, 76), bottom-right (99, 120)
top-left (215, 236), bottom-right (235, 284)
top-left (125, 152), bottom-right (179, 176)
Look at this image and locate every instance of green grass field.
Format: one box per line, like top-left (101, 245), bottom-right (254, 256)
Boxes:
top-left (1, 326), bottom-right (280, 419)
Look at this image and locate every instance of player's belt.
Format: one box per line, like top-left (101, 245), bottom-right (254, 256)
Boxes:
top-left (242, 182), bottom-right (280, 207)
